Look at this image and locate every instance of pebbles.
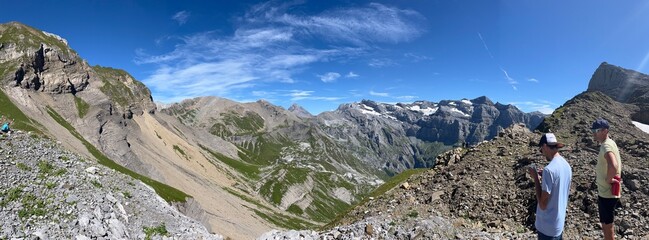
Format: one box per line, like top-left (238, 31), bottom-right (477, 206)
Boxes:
top-left (0, 132), bottom-right (222, 239)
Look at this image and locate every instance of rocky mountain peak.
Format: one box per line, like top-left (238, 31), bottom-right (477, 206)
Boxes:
top-left (587, 62), bottom-right (649, 124)
top-left (0, 22), bottom-right (76, 60)
top-left (588, 61), bottom-right (649, 104)
top-left (1, 22), bottom-right (155, 115)
top-left (494, 102), bottom-right (514, 110)
top-left (288, 103), bottom-right (312, 118)
top-left (470, 95), bottom-right (494, 105)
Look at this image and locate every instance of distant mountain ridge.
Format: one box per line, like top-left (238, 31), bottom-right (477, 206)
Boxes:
top-left (330, 97), bottom-right (544, 146)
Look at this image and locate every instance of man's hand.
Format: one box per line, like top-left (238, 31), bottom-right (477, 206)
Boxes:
top-left (528, 167), bottom-right (538, 179)
top-left (610, 175), bottom-right (621, 184)
top-left (528, 166), bottom-right (542, 181)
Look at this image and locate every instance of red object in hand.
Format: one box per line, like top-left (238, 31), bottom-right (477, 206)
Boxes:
top-left (611, 175), bottom-right (621, 196)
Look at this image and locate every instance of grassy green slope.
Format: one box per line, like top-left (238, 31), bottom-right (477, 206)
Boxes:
top-left (322, 168), bottom-right (428, 229)
top-left (0, 89), bottom-right (44, 134)
top-left (0, 22), bottom-right (75, 54)
top-left (46, 106), bottom-right (190, 203)
top-left (92, 65), bottom-right (150, 109)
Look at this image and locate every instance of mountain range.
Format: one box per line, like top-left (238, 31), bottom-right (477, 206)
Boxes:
top-left (2, 21), bottom-right (648, 239)
top-left (267, 62), bottom-right (649, 239)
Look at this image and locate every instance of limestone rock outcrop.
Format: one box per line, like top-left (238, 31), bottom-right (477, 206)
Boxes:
top-left (587, 61), bottom-right (649, 124)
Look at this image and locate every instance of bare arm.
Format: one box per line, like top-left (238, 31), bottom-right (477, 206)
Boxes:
top-left (528, 168), bottom-right (551, 210)
top-left (605, 152), bottom-right (619, 183)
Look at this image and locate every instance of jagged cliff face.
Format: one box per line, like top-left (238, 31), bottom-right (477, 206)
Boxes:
top-left (324, 97), bottom-right (543, 146)
top-left (0, 22), bottom-right (155, 115)
top-left (588, 62), bottom-right (649, 124)
top-left (0, 22), bottom-right (156, 175)
top-left (588, 62), bottom-right (649, 104)
top-left (0, 22), bottom-right (86, 93)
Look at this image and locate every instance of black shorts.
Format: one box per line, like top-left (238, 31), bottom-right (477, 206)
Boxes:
top-left (598, 196), bottom-right (619, 224)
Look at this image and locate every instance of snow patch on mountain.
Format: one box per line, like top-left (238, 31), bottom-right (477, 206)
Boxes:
top-left (407, 105), bottom-right (438, 115)
top-left (449, 107), bottom-right (471, 117)
top-left (359, 104), bottom-right (381, 116)
top-left (632, 121), bottom-right (649, 134)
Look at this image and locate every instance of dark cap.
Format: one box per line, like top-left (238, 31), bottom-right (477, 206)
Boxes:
top-left (591, 118), bottom-right (610, 129)
top-left (538, 133), bottom-right (565, 148)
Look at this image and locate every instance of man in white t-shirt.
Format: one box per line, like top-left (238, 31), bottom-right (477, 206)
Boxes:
top-left (528, 133), bottom-right (573, 240)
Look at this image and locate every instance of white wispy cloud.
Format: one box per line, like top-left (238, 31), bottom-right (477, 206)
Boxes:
top-left (500, 68), bottom-right (518, 90)
top-left (479, 32), bottom-right (521, 90)
top-left (172, 11), bottom-right (190, 25)
top-left (246, 2), bottom-right (425, 46)
top-left (252, 90), bottom-right (275, 97)
top-left (396, 95), bottom-right (418, 100)
top-left (477, 32), bottom-right (495, 60)
top-left (346, 72), bottom-right (359, 78)
top-left (370, 91), bottom-right (389, 97)
top-left (509, 101), bottom-right (555, 114)
top-left (527, 78), bottom-right (539, 83)
top-left (404, 52), bottom-right (432, 62)
top-left (368, 58), bottom-right (396, 68)
top-left (138, 2), bottom-right (424, 103)
top-left (285, 90), bottom-right (342, 101)
top-left (319, 72), bottom-right (341, 82)
top-left (347, 90), bottom-right (363, 97)
top-left (288, 90), bottom-right (314, 100)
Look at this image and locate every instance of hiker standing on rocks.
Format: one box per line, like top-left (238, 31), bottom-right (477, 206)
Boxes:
top-left (528, 133), bottom-right (572, 240)
top-left (591, 118), bottom-right (622, 240)
top-left (1, 117), bottom-right (13, 136)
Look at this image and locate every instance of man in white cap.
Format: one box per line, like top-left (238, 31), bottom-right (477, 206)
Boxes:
top-left (528, 133), bottom-right (573, 240)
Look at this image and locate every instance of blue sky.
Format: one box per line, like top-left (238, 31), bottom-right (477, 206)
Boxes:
top-left (2, 1), bottom-right (649, 114)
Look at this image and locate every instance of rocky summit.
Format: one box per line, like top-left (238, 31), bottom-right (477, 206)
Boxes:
top-left (0, 131), bottom-right (222, 239)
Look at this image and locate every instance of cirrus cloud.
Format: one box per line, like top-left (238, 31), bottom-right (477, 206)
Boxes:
top-left (137, 2), bottom-right (426, 104)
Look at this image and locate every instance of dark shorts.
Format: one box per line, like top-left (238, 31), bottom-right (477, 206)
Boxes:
top-left (598, 196), bottom-right (619, 224)
top-left (538, 231), bottom-right (562, 240)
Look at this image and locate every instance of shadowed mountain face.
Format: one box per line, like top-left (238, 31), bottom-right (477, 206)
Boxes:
top-left (588, 62), bottom-right (649, 124)
top-left (588, 62), bottom-right (649, 104)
